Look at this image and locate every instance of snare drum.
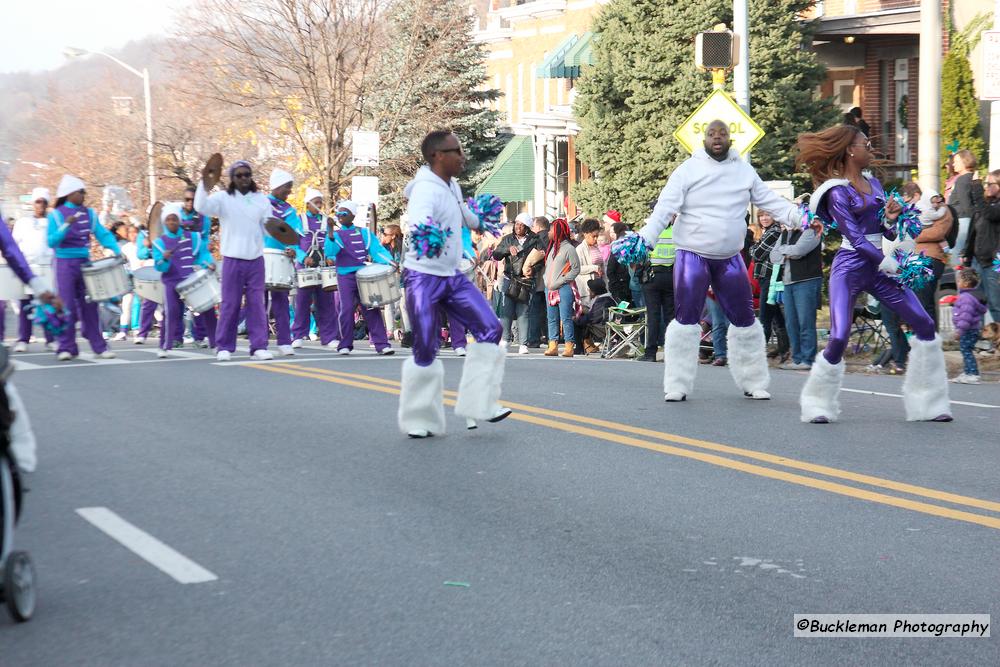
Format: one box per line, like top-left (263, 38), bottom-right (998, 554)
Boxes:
top-left (133, 267), bottom-right (164, 304)
top-left (82, 256), bottom-right (132, 302)
top-left (459, 259), bottom-right (475, 281)
top-left (263, 248), bottom-right (294, 290)
top-left (177, 269), bottom-right (222, 314)
top-left (0, 264), bottom-right (26, 301)
top-left (296, 267), bottom-right (322, 289)
top-left (320, 266), bottom-right (338, 292)
top-left (356, 264), bottom-right (402, 308)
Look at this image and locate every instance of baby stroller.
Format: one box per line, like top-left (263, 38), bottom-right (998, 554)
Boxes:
top-left (0, 346), bottom-right (37, 622)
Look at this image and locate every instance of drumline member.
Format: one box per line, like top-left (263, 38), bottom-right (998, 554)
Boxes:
top-left (180, 184), bottom-right (213, 347)
top-left (265, 169), bottom-right (304, 357)
top-left (46, 175), bottom-right (122, 361)
top-left (152, 203), bottom-right (217, 358)
top-left (291, 188), bottom-right (339, 349)
top-left (636, 120), bottom-right (800, 402)
top-left (322, 200), bottom-right (395, 355)
top-left (133, 227), bottom-right (160, 344)
top-left (11, 188), bottom-right (56, 352)
top-left (398, 130), bottom-right (511, 438)
top-left (194, 159), bottom-right (274, 361)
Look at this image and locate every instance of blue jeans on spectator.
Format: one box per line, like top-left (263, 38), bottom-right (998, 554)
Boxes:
top-left (879, 302), bottom-right (910, 367)
top-left (546, 283), bottom-right (576, 343)
top-left (501, 289), bottom-right (532, 346)
top-left (784, 277), bottom-right (822, 366)
top-left (973, 259), bottom-right (1000, 324)
top-left (706, 296), bottom-right (728, 359)
top-left (960, 328), bottom-right (980, 376)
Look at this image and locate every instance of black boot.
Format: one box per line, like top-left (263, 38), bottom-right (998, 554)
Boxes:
top-left (637, 346), bottom-right (658, 362)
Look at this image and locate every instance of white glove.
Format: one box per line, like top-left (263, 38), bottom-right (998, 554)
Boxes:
top-left (895, 237), bottom-right (916, 254)
top-left (878, 255), bottom-right (900, 276)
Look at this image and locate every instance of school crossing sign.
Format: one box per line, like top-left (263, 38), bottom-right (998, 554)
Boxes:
top-left (674, 89), bottom-right (765, 156)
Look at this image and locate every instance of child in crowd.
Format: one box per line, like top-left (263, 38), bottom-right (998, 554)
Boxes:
top-left (950, 268), bottom-right (988, 384)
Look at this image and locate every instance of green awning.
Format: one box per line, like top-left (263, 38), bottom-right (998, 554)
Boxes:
top-left (536, 34), bottom-right (580, 79)
top-left (563, 31), bottom-right (596, 72)
top-left (476, 135), bottom-right (534, 203)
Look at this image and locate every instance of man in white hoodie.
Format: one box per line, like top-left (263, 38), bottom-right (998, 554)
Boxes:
top-left (398, 131), bottom-right (511, 438)
top-left (638, 120), bottom-right (801, 402)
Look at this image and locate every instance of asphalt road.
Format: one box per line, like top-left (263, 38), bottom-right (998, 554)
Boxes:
top-left (2, 340), bottom-right (998, 665)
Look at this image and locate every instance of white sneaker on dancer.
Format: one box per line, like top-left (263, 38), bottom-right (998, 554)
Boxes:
top-left (57, 351), bottom-right (74, 361)
top-left (157, 349), bottom-right (168, 358)
top-left (339, 348), bottom-right (351, 356)
top-left (278, 344), bottom-right (296, 356)
top-left (291, 339), bottom-right (303, 349)
top-left (46, 341), bottom-right (58, 351)
top-left (455, 348), bottom-right (466, 357)
top-left (252, 349), bottom-right (274, 361)
top-left (216, 350), bottom-right (231, 362)
top-left (133, 336), bottom-right (146, 345)
top-left (112, 331), bottom-right (127, 342)
top-left (98, 350), bottom-right (117, 359)
top-left (518, 345), bottom-right (529, 355)
top-left (13, 342), bottom-right (27, 353)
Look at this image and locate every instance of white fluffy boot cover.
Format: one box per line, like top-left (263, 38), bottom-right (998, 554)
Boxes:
top-left (398, 358), bottom-right (446, 435)
top-left (799, 354), bottom-right (845, 423)
top-left (726, 321), bottom-right (770, 395)
top-left (455, 342), bottom-right (505, 420)
top-left (663, 321), bottom-right (702, 398)
top-left (903, 335), bottom-right (952, 422)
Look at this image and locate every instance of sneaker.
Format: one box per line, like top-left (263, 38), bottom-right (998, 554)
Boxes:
top-left (309, 333), bottom-right (319, 341)
top-left (57, 351), bottom-right (74, 361)
top-left (955, 374), bottom-right (981, 384)
top-left (455, 347), bottom-right (467, 357)
top-left (278, 344), bottom-right (296, 356)
top-left (46, 341), bottom-right (57, 351)
top-left (252, 349), bottom-right (274, 360)
top-left (864, 363), bottom-right (883, 374)
top-left (183, 336), bottom-right (195, 345)
top-left (518, 345), bottom-right (529, 355)
top-left (291, 339), bottom-right (303, 349)
top-left (193, 338), bottom-right (209, 349)
top-left (378, 348), bottom-right (395, 356)
top-left (98, 350), bottom-right (117, 359)
top-left (13, 341), bottom-right (28, 353)
top-left (339, 348), bottom-right (351, 356)
top-left (216, 350), bottom-right (232, 362)
top-left (112, 331), bottom-right (128, 342)
top-left (711, 357), bottom-right (727, 367)
top-left (326, 341), bottom-right (339, 349)
top-left (780, 361), bottom-right (811, 371)
top-left (133, 336), bottom-right (146, 345)
top-left (156, 349), bottom-right (168, 358)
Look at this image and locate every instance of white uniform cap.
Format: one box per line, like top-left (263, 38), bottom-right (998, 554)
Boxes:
top-left (56, 175), bottom-right (85, 198)
top-left (305, 188), bottom-right (324, 204)
top-left (31, 187), bottom-right (51, 203)
top-left (337, 200), bottom-right (358, 216)
top-left (269, 169), bottom-right (294, 191)
top-left (162, 202), bottom-right (183, 223)
top-left (514, 212), bottom-right (533, 225)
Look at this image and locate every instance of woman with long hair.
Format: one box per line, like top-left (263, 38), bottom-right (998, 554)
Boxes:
top-left (795, 125), bottom-right (951, 423)
top-left (542, 217), bottom-right (580, 357)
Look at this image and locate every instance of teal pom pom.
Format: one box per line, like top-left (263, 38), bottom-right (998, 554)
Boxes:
top-left (610, 232), bottom-right (650, 264)
top-left (467, 194), bottom-right (504, 237)
top-left (411, 217), bottom-right (453, 260)
top-left (891, 249), bottom-right (934, 291)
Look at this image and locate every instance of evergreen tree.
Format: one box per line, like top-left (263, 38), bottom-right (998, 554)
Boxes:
top-left (941, 11), bottom-right (991, 182)
top-left (574, 0), bottom-right (836, 224)
top-left (368, 0), bottom-right (503, 219)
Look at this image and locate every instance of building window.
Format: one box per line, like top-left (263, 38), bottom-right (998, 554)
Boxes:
top-left (833, 79), bottom-right (856, 112)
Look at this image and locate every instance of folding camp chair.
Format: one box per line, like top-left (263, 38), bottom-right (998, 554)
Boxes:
top-left (601, 306), bottom-right (647, 359)
top-left (850, 294), bottom-right (890, 355)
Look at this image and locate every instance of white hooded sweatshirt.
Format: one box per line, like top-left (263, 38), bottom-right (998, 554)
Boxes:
top-left (403, 165), bottom-right (481, 277)
top-left (639, 148), bottom-right (800, 260)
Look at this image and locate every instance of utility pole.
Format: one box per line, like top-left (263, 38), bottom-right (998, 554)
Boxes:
top-left (732, 0), bottom-right (750, 114)
top-left (917, 0), bottom-right (942, 191)
top-left (991, 0), bottom-right (1000, 171)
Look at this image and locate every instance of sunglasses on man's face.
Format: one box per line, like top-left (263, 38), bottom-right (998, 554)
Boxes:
top-left (438, 147), bottom-right (463, 155)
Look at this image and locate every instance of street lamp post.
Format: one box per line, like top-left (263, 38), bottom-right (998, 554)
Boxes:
top-left (64, 47), bottom-right (157, 205)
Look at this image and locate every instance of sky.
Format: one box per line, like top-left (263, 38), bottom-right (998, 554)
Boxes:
top-left (0, 0), bottom-right (192, 74)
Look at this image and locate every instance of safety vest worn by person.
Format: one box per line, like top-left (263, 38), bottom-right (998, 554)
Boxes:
top-left (651, 226), bottom-right (676, 266)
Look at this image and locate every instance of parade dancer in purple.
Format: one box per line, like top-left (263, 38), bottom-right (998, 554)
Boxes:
top-left (265, 169), bottom-right (304, 357)
top-left (180, 185), bottom-right (213, 347)
top-left (291, 188), bottom-right (339, 349)
top-left (194, 160), bottom-right (274, 361)
top-left (0, 212), bottom-right (59, 315)
top-left (796, 126), bottom-right (952, 423)
top-left (398, 130), bottom-right (511, 438)
top-left (46, 175), bottom-right (122, 361)
top-left (11, 188), bottom-right (56, 352)
top-left (322, 201), bottom-right (395, 355)
top-left (152, 203), bottom-right (217, 358)
top-left (637, 120), bottom-right (801, 402)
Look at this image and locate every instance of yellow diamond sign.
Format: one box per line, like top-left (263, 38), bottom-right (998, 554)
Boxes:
top-left (673, 89), bottom-right (765, 156)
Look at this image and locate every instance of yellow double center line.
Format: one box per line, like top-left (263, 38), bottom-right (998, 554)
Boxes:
top-left (245, 362), bottom-right (1000, 531)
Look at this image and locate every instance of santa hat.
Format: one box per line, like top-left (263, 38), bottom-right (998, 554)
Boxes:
top-left (31, 187), bottom-right (50, 203)
top-left (269, 169), bottom-right (294, 191)
top-left (305, 187), bottom-right (324, 204)
top-left (56, 175), bottom-right (85, 198)
top-left (603, 210), bottom-right (621, 226)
